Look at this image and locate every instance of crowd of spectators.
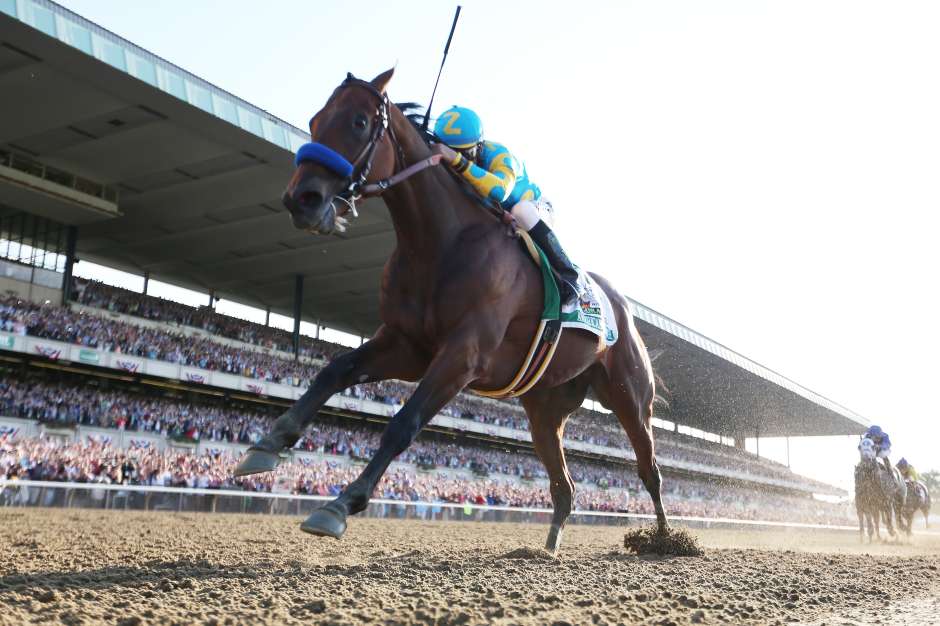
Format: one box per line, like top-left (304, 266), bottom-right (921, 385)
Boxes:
top-left (0, 434), bottom-right (854, 525)
top-left (0, 295), bottom-right (319, 386)
top-left (0, 372), bottom-right (622, 488)
top-left (563, 410), bottom-right (804, 484)
top-left (71, 278), bottom-right (348, 361)
top-left (0, 374), bottom-right (274, 445)
top-left (0, 281), bottom-right (818, 489)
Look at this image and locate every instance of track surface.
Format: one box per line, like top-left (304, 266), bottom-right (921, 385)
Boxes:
top-left (1, 509), bottom-right (938, 625)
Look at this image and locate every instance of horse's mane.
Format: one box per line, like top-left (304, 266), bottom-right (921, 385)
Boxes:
top-left (395, 102), bottom-right (436, 145)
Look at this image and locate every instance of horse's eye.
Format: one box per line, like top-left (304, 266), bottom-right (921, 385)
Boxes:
top-left (353, 115), bottom-right (368, 131)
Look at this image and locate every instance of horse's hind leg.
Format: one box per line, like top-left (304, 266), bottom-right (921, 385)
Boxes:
top-left (521, 374), bottom-right (591, 555)
top-left (883, 505), bottom-right (896, 540)
top-left (590, 352), bottom-right (666, 532)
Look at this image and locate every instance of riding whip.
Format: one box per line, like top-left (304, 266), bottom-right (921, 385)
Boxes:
top-left (421, 6), bottom-right (462, 132)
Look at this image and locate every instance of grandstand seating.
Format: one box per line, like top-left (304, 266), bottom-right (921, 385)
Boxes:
top-left (0, 278), bottom-right (836, 496)
top-left (1, 430), bottom-right (853, 525)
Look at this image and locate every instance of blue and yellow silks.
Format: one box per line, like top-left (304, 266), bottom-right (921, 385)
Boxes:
top-left (457, 141), bottom-right (542, 207)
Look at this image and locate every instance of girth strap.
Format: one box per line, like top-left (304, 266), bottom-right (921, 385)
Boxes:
top-left (470, 230), bottom-right (564, 399)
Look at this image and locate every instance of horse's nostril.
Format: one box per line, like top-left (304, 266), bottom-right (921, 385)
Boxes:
top-left (299, 190), bottom-right (322, 207)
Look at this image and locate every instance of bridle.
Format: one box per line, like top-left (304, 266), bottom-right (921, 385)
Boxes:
top-left (294, 74), bottom-right (415, 219)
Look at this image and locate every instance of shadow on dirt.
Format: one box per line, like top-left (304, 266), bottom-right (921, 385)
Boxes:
top-left (0, 559), bottom-right (270, 593)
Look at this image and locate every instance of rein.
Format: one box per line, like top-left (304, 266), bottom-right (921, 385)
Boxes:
top-left (295, 76), bottom-right (440, 221)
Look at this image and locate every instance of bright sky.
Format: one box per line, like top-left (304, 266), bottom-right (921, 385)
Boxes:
top-left (56, 0), bottom-right (940, 491)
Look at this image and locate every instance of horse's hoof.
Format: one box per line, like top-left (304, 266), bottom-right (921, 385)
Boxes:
top-left (233, 449), bottom-right (281, 477)
top-left (301, 505), bottom-right (347, 539)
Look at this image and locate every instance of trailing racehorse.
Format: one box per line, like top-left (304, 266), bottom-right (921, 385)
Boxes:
top-left (878, 463), bottom-right (907, 538)
top-left (901, 480), bottom-right (931, 534)
top-left (855, 456), bottom-right (883, 542)
top-left (233, 69), bottom-right (667, 553)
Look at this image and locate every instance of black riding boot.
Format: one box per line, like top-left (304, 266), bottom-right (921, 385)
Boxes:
top-left (529, 220), bottom-right (582, 312)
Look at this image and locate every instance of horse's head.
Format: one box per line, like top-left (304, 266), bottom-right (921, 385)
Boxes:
top-left (284, 68), bottom-right (399, 234)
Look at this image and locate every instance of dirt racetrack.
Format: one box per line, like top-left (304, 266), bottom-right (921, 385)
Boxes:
top-left (1, 509), bottom-right (939, 625)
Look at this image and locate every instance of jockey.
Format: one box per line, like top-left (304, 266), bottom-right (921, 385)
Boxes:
top-left (896, 458), bottom-right (920, 482)
top-left (432, 106), bottom-right (584, 312)
top-left (860, 425), bottom-right (892, 473)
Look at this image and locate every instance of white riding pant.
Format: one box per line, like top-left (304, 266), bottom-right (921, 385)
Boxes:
top-left (510, 197), bottom-right (555, 231)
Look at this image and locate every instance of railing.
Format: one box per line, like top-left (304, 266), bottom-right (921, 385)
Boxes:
top-left (0, 148), bottom-right (119, 203)
top-left (0, 480), bottom-right (869, 532)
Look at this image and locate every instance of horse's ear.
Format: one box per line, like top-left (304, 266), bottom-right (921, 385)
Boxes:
top-left (346, 72), bottom-right (355, 81)
top-left (370, 67), bottom-right (395, 94)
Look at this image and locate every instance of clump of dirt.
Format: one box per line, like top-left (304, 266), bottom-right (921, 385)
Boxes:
top-left (623, 526), bottom-right (703, 557)
top-left (497, 547), bottom-right (556, 560)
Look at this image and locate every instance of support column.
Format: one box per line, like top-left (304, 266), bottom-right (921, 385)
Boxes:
top-left (208, 290), bottom-right (215, 309)
top-left (265, 306), bottom-right (270, 328)
top-left (292, 274), bottom-right (304, 360)
top-left (786, 436), bottom-right (791, 468)
top-left (755, 426), bottom-right (760, 458)
top-left (29, 217), bottom-right (39, 273)
top-left (142, 271), bottom-right (150, 295)
top-left (60, 225), bottom-right (77, 305)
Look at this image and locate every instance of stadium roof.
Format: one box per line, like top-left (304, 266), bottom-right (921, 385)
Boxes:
top-left (0, 2), bottom-right (868, 439)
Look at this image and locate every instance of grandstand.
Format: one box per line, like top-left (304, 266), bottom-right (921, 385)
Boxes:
top-left (1, 1), bottom-right (867, 523)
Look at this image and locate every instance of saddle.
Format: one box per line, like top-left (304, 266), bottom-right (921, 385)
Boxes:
top-left (470, 230), bottom-right (617, 399)
top-left (907, 480), bottom-right (928, 501)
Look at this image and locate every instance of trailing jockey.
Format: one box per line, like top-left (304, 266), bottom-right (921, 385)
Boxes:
top-left (896, 458), bottom-right (920, 483)
top-left (860, 424), bottom-right (893, 474)
top-left (432, 106), bottom-right (585, 312)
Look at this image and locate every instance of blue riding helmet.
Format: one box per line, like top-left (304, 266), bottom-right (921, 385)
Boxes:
top-left (434, 106), bottom-right (483, 149)
top-left (866, 425), bottom-right (883, 438)
top-left (897, 457), bottom-right (909, 468)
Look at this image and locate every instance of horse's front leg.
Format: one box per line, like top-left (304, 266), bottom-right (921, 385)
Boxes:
top-left (234, 327), bottom-right (424, 476)
top-left (300, 338), bottom-right (481, 538)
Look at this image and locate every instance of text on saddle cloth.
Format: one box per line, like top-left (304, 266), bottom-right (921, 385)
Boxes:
top-left (560, 273), bottom-right (619, 346)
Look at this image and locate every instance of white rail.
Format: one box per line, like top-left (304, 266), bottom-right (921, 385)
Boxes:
top-left (1, 479), bottom-right (890, 533)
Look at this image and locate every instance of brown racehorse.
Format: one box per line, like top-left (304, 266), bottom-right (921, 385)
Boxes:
top-left (234, 68), bottom-right (667, 553)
